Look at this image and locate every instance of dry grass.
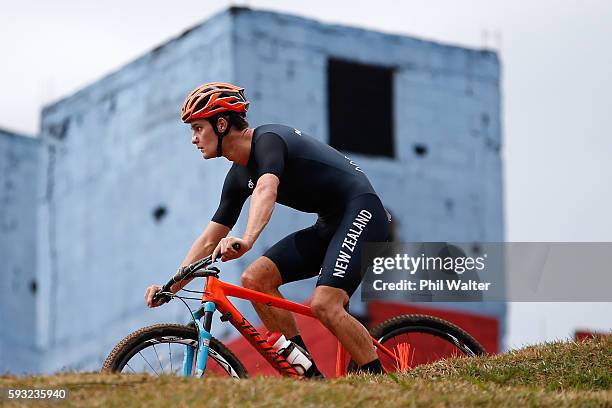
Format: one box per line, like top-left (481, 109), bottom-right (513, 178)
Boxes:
top-left (1, 336), bottom-right (610, 407)
top-left (408, 335), bottom-right (612, 391)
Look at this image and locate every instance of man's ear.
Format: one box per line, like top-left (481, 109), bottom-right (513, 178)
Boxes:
top-left (217, 116), bottom-right (228, 133)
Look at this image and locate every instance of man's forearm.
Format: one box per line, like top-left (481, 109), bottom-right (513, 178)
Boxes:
top-left (180, 233), bottom-right (217, 267)
top-left (169, 234), bottom-right (214, 293)
top-left (243, 185), bottom-right (277, 246)
top-left (170, 233), bottom-right (215, 293)
top-left (170, 222), bottom-right (230, 292)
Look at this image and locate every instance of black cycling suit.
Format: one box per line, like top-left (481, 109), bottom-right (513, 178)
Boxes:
top-left (212, 124), bottom-right (390, 297)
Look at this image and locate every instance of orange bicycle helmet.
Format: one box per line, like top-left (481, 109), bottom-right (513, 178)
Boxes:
top-left (181, 82), bottom-right (250, 157)
top-left (181, 82), bottom-right (249, 123)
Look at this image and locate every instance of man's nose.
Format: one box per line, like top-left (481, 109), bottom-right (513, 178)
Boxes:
top-left (191, 133), bottom-right (198, 144)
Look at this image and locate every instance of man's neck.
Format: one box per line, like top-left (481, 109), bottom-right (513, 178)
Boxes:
top-left (223, 128), bottom-right (254, 166)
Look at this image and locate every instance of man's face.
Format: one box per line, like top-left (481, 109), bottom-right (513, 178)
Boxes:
top-left (190, 119), bottom-right (217, 159)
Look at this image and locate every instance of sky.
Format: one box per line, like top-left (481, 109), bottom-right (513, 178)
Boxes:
top-left (1, 0), bottom-right (610, 349)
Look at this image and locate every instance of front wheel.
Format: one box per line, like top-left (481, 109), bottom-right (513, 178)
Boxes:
top-left (349, 314), bottom-right (487, 373)
top-left (102, 324), bottom-right (248, 378)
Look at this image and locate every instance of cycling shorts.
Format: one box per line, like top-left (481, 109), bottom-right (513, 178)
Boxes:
top-left (263, 193), bottom-right (390, 297)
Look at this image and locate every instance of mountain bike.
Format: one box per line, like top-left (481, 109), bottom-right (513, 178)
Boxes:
top-left (102, 246), bottom-right (486, 378)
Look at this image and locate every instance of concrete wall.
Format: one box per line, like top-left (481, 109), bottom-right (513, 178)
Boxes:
top-left (232, 8), bottom-right (505, 325)
top-left (233, 8), bottom-right (502, 243)
top-left (35, 11), bottom-right (238, 371)
top-left (5, 7), bottom-right (504, 373)
top-left (0, 129), bottom-right (39, 373)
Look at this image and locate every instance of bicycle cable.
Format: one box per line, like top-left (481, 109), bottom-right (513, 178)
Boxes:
top-left (180, 289), bottom-right (205, 295)
top-left (165, 292), bottom-right (201, 339)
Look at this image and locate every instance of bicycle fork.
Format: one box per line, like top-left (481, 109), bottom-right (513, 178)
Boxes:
top-left (183, 301), bottom-right (216, 377)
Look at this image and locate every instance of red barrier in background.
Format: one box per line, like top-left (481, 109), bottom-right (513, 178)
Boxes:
top-left (575, 330), bottom-right (611, 341)
top-left (368, 301), bottom-right (500, 354)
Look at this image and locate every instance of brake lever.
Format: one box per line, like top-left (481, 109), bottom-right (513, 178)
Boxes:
top-left (152, 290), bottom-right (173, 305)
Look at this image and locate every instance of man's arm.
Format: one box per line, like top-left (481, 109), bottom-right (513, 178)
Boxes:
top-left (242, 133), bottom-right (285, 246)
top-left (180, 221), bottom-right (230, 266)
top-left (146, 164), bottom-right (250, 307)
top-left (243, 173), bottom-right (279, 246)
top-left (211, 173), bottom-right (280, 261)
top-left (171, 221), bottom-right (230, 292)
top-left (146, 221), bottom-right (230, 307)
top-left (211, 133), bottom-right (286, 261)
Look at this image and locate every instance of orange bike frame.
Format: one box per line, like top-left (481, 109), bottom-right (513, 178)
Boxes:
top-left (201, 275), bottom-right (399, 377)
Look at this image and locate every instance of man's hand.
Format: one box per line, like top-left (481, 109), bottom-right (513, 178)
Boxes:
top-left (211, 236), bottom-right (251, 262)
top-left (144, 284), bottom-right (167, 308)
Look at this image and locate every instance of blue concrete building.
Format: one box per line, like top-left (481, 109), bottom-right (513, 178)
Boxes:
top-left (0, 7), bottom-right (504, 373)
top-left (0, 128), bottom-right (39, 373)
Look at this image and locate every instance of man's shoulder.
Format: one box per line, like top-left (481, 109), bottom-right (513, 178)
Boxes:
top-left (255, 124), bottom-right (304, 141)
top-left (255, 123), bottom-right (291, 134)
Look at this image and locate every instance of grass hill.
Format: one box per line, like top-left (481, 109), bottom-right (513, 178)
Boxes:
top-left (1, 336), bottom-right (610, 407)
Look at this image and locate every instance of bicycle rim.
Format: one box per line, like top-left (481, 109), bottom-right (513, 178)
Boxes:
top-left (105, 325), bottom-right (246, 378)
top-left (376, 326), bottom-right (480, 373)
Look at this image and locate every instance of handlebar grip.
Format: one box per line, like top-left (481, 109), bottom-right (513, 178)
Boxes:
top-left (214, 242), bottom-right (242, 260)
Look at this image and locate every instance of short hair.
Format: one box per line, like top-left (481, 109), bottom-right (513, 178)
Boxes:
top-left (231, 112), bottom-right (249, 131)
top-left (211, 112), bottom-right (249, 132)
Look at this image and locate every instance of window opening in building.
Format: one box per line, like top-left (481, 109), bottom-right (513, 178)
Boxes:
top-left (327, 58), bottom-right (394, 158)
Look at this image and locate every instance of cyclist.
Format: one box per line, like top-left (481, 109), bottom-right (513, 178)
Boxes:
top-left (145, 82), bottom-right (390, 376)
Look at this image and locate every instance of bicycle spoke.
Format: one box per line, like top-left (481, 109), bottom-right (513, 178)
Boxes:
top-left (169, 343), bottom-right (173, 373)
top-left (192, 350), bottom-right (198, 377)
top-left (152, 344), bottom-right (164, 374)
top-left (377, 329), bottom-right (476, 374)
top-left (125, 363), bottom-right (137, 374)
top-left (138, 351), bottom-right (160, 376)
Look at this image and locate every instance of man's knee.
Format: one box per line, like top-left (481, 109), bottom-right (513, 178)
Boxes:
top-left (240, 271), bottom-right (261, 291)
top-left (310, 286), bottom-right (349, 324)
top-left (240, 256), bottom-right (282, 291)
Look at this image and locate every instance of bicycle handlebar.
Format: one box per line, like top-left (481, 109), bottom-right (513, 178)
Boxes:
top-left (153, 243), bottom-right (241, 305)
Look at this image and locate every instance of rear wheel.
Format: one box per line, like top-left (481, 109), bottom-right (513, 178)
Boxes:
top-left (349, 314), bottom-right (486, 373)
top-left (102, 324), bottom-right (248, 378)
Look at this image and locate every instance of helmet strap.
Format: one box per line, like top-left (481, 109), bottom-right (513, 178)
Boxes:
top-left (209, 115), bottom-right (233, 157)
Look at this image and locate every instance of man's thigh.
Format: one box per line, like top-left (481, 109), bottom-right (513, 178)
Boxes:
top-left (263, 225), bottom-right (331, 285)
top-left (242, 256), bottom-right (283, 289)
top-left (316, 194), bottom-right (390, 297)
